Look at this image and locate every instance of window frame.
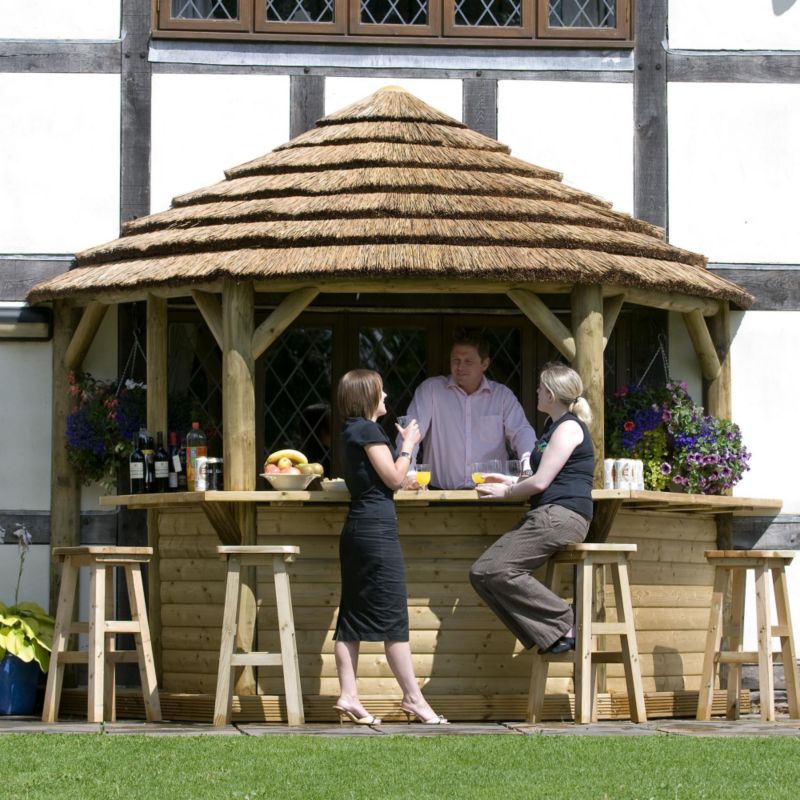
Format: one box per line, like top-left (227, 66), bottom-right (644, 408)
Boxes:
top-left (537, 0), bottom-right (630, 41)
top-left (348, 0), bottom-right (442, 38)
top-left (158, 0), bottom-right (254, 33)
top-left (442, 0), bottom-right (534, 40)
top-left (254, 0), bottom-right (348, 34)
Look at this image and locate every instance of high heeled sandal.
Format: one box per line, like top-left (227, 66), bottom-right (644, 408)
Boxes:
top-left (400, 706), bottom-right (450, 725)
top-left (333, 705), bottom-right (381, 726)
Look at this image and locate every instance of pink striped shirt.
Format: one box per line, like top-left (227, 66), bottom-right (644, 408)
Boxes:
top-left (399, 375), bottom-right (536, 489)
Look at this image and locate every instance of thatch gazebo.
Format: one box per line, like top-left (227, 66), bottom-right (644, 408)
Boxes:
top-left (28, 87), bottom-right (759, 718)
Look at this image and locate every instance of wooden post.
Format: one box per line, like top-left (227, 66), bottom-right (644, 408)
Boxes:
top-left (507, 288), bottom-right (576, 361)
top-left (705, 301), bottom-right (732, 420)
top-left (146, 294), bottom-right (168, 681)
top-left (222, 279), bottom-right (258, 695)
top-left (49, 300), bottom-right (81, 618)
top-left (571, 285), bottom-right (605, 488)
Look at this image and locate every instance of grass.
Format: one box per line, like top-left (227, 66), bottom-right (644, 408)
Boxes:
top-left (4, 733), bottom-right (799, 800)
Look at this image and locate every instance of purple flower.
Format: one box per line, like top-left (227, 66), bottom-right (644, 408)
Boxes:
top-left (660, 463), bottom-right (672, 475)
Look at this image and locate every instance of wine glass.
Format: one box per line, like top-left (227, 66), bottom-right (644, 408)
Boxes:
top-left (415, 463), bottom-right (431, 491)
top-left (505, 459), bottom-right (521, 479)
top-left (484, 459), bottom-right (503, 482)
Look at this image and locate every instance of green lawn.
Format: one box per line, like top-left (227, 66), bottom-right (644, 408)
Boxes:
top-left (4, 733), bottom-right (798, 800)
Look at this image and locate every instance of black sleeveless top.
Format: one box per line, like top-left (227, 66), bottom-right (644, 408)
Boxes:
top-left (529, 412), bottom-right (594, 520)
top-left (340, 417), bottom-right (396, 520)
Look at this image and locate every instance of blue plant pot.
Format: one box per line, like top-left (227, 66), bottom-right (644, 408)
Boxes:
top-left (0, 653), bottom-right (42, 715)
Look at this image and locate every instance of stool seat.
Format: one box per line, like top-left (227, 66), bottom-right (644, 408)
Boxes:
top-left (698, 550), bottom-right (800, 721)
top-left (528, 542), bottom-right (647, 724)
top-left (214, 545), bottom-right (304, 726)
top-left (42, 546), bottom-right (160, 723)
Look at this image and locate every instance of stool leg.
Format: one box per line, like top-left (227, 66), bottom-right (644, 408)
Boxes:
top-left (697, 566), bottom-right (729, 720)
top-left (273, 555), bottom-right (304, 725)
top-left (214, 556), bottom-right (241, 726)
top-left (611, 559), bottom-right (646, 723)
top-left (42, 558), bottom-right (78, 723)
top-left (104, 566), bottom-right (117, 722)
top-left (755, 564), bottom-right (775, 721)
top-left (126, 564), bottom-right (162, 722)
top-left (87, 563), bottom-right (106, 723)
top-left (772, 564), bottom-right (800, 719)
top-left (574, 559), bottom-right (593, 724)
top-left (724, 568), bottom-right (746, 720)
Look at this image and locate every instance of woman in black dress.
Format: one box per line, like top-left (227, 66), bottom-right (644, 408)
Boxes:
top-left (334, 369), bottom-right (448, 725)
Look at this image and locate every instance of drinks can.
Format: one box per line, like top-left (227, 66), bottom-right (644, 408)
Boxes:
top-left (603, 459), bottom-right (615, 490)
top-left (614, 458), bottom-right (636, 490)
top-left (195, 456), bottom-right (208, 491)
top-left (205, 458), bottom-right (223, 491)
top-left (633, 459), bottom-right (644, 490)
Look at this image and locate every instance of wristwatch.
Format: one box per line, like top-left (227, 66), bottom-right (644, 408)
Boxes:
top-left (399, 451), bottom-right (412, 460)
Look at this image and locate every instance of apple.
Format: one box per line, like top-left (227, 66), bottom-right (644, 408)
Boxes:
top-left (264, 463), bottom-right (280, 474)
top-left (276, 456), bottom-right (293, 470)
top-left (307, 463), bottom-right (324, 476)
top-left (280, 466), bottom-right (301, 474)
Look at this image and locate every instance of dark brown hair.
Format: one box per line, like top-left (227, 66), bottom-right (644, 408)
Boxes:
top-left (452, 328), bottom-right (490, 360)
top-left (337, 369), bottom-right (383, 419)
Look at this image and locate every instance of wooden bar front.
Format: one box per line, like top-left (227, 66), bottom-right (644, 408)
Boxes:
top-left (98, 490), bottom-right (781, 722)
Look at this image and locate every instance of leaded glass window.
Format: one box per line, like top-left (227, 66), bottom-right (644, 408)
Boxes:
top-left (454, 0), bottom-right (521, 27)
top-left (548, 0), bottom-right (615, 28)
top-left (172, 0), bottom-right (239, 19)
top-left (266, 0), bottom-right (335, 22)
top-left (360, 0), bottom-right (428, 25)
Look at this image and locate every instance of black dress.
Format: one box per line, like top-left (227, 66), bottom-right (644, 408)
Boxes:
top-left (333, 417), bottom-right (409, 642)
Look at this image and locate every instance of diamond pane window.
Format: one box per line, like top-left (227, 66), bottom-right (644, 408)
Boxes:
top-left (359, 326), bottom-right (428, 441)
top-left (548, 0), bottom-right (615, 28)
top-left (482, 327), bottom-right (522, 398)
top-left (266, 0), bottom-right (335, 22)
top-left (171, 0), bottom-right (239, 20)
top-left (360, 0), bottom-right (428, 26)
top-left (263, 327), bottom-right (333, 472)
top-left (454, 0), bottom-right (521, 27)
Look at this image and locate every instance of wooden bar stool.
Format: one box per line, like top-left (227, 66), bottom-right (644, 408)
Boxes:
top-left (697, 550), bottom-right (800, 722)
top-left (527, 543), bottom-right (647, 724)
top-left (42, 546), bottom-right (161, 723)
top-left (214, 545), bottom-right (304, 726)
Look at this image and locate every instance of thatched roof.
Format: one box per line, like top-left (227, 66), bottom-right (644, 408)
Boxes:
top-left (27, 86), bottom-right (751, 308)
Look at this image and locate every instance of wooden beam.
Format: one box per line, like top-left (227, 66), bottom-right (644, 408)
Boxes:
top-left (507, 288), bottom-right (576, 361)
top-left (682, 309), bottom-right (722, 381)
top-left (63, 301), bottom-right (108, 371)
top-left (222, 280), bottom-right (258, 695)
top-left (602, 294), bottom-right (625, 350)
top-left (191, 290), bottom-right (223, 349)
top-left (146, 295), bottom-right (168, 682)
top-left (254, 280), bottom-right (571, 295)
top-left (251, 287), bottom-right (319, 360)
top-left (50, 300), bottom-right (82, 618)
top-left (572, 285), bottom-right (605, 488)
top-left (614, 286), bottom-right (720, 317)
top-left (705, 302), bottom-right (733, 421)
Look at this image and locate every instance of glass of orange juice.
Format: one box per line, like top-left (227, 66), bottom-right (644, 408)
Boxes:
top-left (471, 462), bottom-right (487, 485)
top-left (416, 463), bottom-right (431, 491)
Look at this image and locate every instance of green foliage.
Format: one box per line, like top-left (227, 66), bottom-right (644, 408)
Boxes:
top-left (0, 601), bottom-right (53, 672)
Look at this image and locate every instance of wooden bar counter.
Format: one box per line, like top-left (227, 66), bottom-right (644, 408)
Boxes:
top-left (98, 489), bottom-right (781, 723)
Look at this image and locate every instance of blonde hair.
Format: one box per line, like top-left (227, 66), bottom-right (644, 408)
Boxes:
top-left (539, 362), bottom-right (593, 425)
top-left (337, 369), bottom-right (382, 419)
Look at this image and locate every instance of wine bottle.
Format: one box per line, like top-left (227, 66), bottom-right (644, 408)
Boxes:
top-left (167, 431), bottom-right (180, 492)
top-left (129, 435), bottom-right (145, 495)
top-left (139, 427), bottom-right (155, 494)
top-left (177, 435), bottom-right (188, 491)
top-left (154, 431), bottom-right (170, 493)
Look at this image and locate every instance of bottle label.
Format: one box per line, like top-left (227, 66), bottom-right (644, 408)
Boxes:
top-left (172, 454), bottom-right (182, 472)
top-left (130, 463), bottom-right (144, 479)
top-left (169, 472), bottom-right (178, 489)
top-left (187, 446), bottom-right (208, 487)
top-left (155, 461), bottom-right (169, 479)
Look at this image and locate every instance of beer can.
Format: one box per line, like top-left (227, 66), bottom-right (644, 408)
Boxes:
top-left (603, 459), bottom-right (615, 490)
top-left (633, 459), bottom-right (645, 490)
top-left (614, 458), bottom-right (635, 490)
top-left (205, 458), bottom-right (223, 491)
top-left (195, 456), bottom-right (208, 491)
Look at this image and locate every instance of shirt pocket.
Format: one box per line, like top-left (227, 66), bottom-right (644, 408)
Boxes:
top-left (478, 414), bottom-right (503, 444)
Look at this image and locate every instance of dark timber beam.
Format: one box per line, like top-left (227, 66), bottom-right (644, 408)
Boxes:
top-left (0, 41), bottom-right (119, 73)
top-left (463, 78), bottom-right (497, 139)
top-left (669, 52), bottom-right (800, 84)
top-left (290, 74), bottom-right (325, 138)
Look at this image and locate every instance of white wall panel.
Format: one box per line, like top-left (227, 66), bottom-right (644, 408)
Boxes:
top-left (325, 78), bottom-right (462, 121)
top-left (0, 0), bottom-right (119, 40)
top-left (498, 81), bottom-right (633, 214)
top-left (668, 83), bottom-right (800, 264)
top-left (0, 74), bottom-right (120, 254)
top-left (0, 545), bottom-right (50, 610)
top-left (730, 310), bottom-right (800, 513)
top-left (151, 74), bottom-right (290, 214)
top-left (667, 313), bottom-right (703, 404)
top-left (669, 0), bottom-right (800, 51)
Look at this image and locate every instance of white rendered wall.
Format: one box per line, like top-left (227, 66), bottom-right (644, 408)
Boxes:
top-left (668, 83), bottom-right (800, 265)
top-left (150, 74), bottom-right (291, 214)
top-left (667, 313), bottom-right (703, 403)
top-left (0, 545), bottom-right (50, 609)
top-left (325, 78), bottom-right (463, 121)
top-left (669, 0), bottom-right (800, 51)
top-left (498, 81), bottom-right (633, 214)
top-left (0, 0), bottom-right (119, 40)
top-left (0, 73), bottom-right (121, 254)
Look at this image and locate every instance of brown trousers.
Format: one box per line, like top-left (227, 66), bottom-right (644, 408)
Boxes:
top-left (469, 503), bottom-right (590, 651)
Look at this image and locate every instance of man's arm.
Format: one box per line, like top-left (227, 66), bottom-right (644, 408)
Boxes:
top-left (395, 380), bottom-right (434, 460)
top-left (502, 388), bottom-right (537, 462)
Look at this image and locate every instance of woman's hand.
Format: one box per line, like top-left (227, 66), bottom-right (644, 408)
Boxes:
top-left (476, 482), bottom-right (509, 498)
top-left (481, 473), bottom-right (514, 485)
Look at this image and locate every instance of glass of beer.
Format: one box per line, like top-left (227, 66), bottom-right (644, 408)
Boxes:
top-left (416, 463), bottom-right (431, 491)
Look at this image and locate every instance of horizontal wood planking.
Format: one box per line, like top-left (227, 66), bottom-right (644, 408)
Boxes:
top-left (668, 52), bottom-right (800, 84)
top-left (0, 41), bottom-right (120, 73)
top-left (708, 266), bottom-right (800, 311)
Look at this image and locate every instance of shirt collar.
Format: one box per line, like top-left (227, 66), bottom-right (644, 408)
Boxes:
top-left (447, 375), bottom-right (492, 395)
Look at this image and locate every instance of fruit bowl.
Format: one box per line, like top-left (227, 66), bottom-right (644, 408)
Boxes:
top-left (261, 473), bottom-right (317, 491)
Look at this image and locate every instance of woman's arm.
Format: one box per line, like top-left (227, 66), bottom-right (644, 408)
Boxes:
top-left (366, 422), bottom-right (421, 491)
top-left (478, 419), bottom-right (584, 500)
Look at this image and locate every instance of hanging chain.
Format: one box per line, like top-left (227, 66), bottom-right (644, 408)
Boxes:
top-left (636, 333), bottom-right (671, 388)
top-left (115, 323), bottom-right (147, 398)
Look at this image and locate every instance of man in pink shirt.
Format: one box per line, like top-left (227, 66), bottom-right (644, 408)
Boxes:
top-left (398, 330), bottom-right (536, 489)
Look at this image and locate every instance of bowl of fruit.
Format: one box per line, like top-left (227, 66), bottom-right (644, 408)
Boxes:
top-left (261, 449), bottom-right (325, 491)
